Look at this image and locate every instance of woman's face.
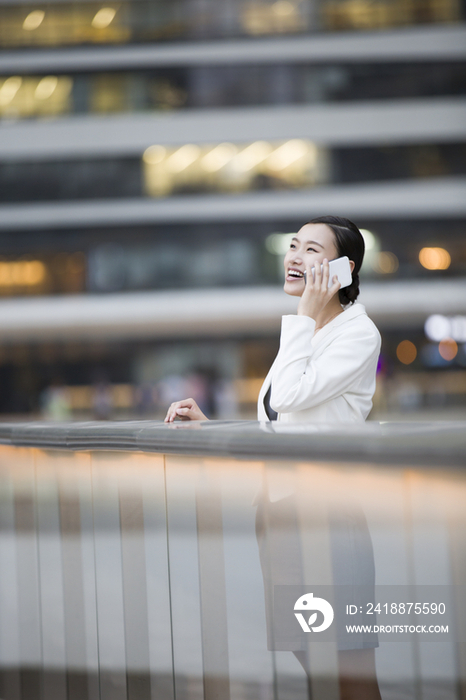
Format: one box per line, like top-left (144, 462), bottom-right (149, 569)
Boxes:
top-left (283, 223), bottom-right (338, 297)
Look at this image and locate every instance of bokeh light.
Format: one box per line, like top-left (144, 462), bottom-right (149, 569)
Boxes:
top-left (0, 77), bottom-right (22, 106)
top-left (419, 247), bottom-right (451, 270)
top-left (143, 145), bottom-right (166, 164)
top-left (35, 76), bottom-right (58, 100)
top-left (396, 340), bottom-right (417, 365)
top-left (92, 8), bottom-right (117, 29)
top-left (372, 251), bottom-right (399, 274)
top-left (166, 144), bottom-right (201, 173)
top-left (438, 338), bottom-right (458, 361)
top-left (0, 261), bottom-right (46, 287)
top-left (265, 232), bottom-right (295, 255)
top-left (23, 10), bottom-right (45, 31)
top-left (234, 141), bottom-right (272, 171)
top-left (267, 139), bottom-right (311, 171)
top-left (201, 143), bottom-right (237, 172)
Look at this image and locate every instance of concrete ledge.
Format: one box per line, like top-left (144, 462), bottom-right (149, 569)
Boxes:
top-left (0, 278), bottom-right (464, 342)
top-left (0, 25), bottom-right (465, 73)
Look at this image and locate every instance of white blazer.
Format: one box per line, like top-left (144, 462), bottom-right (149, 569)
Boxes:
top-left (257, 303), bottom-right (381, 424)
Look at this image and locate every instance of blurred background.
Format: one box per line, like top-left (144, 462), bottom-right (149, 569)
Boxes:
top-left (0, 0), bottom-right (465, 421)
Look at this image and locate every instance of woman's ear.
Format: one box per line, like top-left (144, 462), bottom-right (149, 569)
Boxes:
top-left (349, 260), bottom-right (355, 273)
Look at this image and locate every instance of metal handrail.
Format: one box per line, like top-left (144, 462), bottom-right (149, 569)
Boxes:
top-left (0, 419), bottom-right (464, 466)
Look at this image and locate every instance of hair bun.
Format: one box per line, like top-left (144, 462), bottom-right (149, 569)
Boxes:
top-left (340, 272), bottom-right (360, 306)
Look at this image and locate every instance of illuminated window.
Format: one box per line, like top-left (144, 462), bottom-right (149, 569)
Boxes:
top-left (0, 0), bottom-right (463, 49)
top-left (142, 139), bottom-right (327, 197)
top-left (0, 3), bottom-right (131, 49)
top-left (0, 253), bottom-right (86, 297)
top-left (0, 260), bottom-right (47, 295)
top-left (90, 74), bottom-right (128, 114)
top-left (0, 75), bottom-right (72, 119)
top-left (242, 1), bottom-right (302, 35)
top-left (323, 0), bottom-right (462, 32)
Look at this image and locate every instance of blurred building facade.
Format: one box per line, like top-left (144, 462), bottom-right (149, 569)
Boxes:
top-left (0, 0), bottom-right (465, 418)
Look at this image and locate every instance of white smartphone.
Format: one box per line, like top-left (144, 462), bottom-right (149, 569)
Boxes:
top-left (303, 256), bottom-right (352, 289)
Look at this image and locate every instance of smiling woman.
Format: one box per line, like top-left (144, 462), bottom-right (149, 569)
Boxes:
top-left (165, 214), bottom-right (380, 425)
top-left (258, 215), bottom-right (379, 423)
top-left (164, 215), bottom-right (382, 698)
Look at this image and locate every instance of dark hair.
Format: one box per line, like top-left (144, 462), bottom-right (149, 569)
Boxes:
top-left (306, 215), bottom-right (365, 305)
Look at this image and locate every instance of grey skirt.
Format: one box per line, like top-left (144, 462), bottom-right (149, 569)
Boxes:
top-left (255, 493), bottom-right (378, 651)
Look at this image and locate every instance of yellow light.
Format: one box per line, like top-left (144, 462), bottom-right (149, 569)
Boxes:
top-left (57, 76), bottom-right (73, 99)
top-left (419, 247), bottom-right (451, 270)
top-left (267, 139), bottom-right (311, 171)
top-left (396, 340), bottom-right (417, 365)
top-left (35, 76), bottom-right (58, 100)
top-left (272, 0), bottom-right (295, 15)
top-left (372, 251), bottom-right (399, 274)
top-left (23, 10), bottom-right (45, 30)
top-left (166, 144), bottom-right (200, 173)
top-left (0, 77), bottom-right (22, 106)
top-left (0, 260), bottom-right (46, 287)
top-left (201, 143), bottom-right (237, 172)
top-left (24, 261), bottom-right (46, 285)
top-left (234, 141), bottom-right (272, 171)
top-left (0, 264), bottom-right (10, 285)
top-left (438, 338), bottom-right (458, 361)
top-left (92, 7), bottom-right (117, 29)
top-left (11, 262), bottom-right (25, 284)
top-left (143, 145), bottom-right (166, 165)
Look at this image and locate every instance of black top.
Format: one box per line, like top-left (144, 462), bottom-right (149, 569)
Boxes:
top-left (263, 385), bottom-right (278, 421)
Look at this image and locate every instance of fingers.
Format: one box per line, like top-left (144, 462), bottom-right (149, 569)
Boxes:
top-left (164, 398), bottom-right (208, 423)
top-left (164, 398), bottom-right (195, 423)
top-left (329, 273), bottom-right (341, 298)
top-left (313, 260), bottom-right (320, 288)
top-left (304, 263), bottom-right (313, 292)
top-left (298, 259), bottom-right (341, 319)
top-left (321, 259), bottom-right (330, 289)
top-left (308, 259), bottom-right (329, 291)
top-left (319, 261), bottom-right (341, 295)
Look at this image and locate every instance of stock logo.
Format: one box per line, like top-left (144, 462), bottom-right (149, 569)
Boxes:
top-left (294, 592), bottom-right (334, 633)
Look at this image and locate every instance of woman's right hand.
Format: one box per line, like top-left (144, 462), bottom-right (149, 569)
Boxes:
top-left (297, 258), bottom-right (340, 320)
top-left (164, 398), bottom-right (208, 423)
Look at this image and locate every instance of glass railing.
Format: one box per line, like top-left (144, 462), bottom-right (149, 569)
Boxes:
top-left (0, 419), bottom-right (464, 699)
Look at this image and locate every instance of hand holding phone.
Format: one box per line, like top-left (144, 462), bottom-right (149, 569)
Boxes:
top-left (303, 256), bottom-right (352, 289)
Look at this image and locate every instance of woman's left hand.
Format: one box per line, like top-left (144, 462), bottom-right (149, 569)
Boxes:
top-left (297, 258), bottom-right (341, 320)
top-left (164, 397), bottom-right (208, 423)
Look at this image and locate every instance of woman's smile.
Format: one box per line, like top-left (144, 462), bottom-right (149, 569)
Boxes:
top-left (286, 267), bottom-right (305, 283)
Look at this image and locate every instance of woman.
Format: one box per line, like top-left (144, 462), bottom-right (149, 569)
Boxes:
top-left (165, 216), bottom-right (382, 699)
top-left (165, 216), bottom-right (380, 425)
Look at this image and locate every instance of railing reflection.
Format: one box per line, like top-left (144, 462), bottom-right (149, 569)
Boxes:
top-left (0, 420), bottom-right (465, 700)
